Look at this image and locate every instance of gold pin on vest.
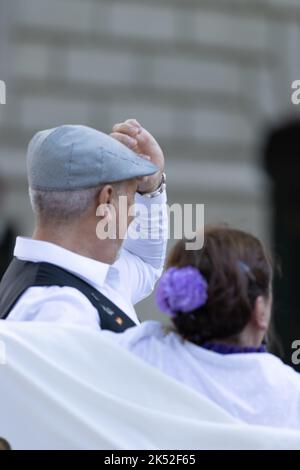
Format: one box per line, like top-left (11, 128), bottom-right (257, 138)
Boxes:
top-left (115, 316), bottom-right (124, 326)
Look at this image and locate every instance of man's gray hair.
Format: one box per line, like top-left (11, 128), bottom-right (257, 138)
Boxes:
top-left (29, 186), bottom-right (103, 224)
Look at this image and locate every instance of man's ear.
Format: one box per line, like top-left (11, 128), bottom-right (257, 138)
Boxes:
top-left (252, 296), bottom-right (270, 332)
top-left (97, 185), bottom-right (113, 206)
top-left (95, 185), bottom-right (116, 236)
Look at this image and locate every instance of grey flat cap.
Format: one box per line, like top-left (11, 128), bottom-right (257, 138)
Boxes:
top-left (27, 124), bottom-right (158, 190)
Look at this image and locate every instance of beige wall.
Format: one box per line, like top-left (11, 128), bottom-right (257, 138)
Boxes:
top-left (0, 0), bottom-right (300, 319)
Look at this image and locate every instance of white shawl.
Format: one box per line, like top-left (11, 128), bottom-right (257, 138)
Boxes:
top-left (0, 321), bottom-right (299, 450)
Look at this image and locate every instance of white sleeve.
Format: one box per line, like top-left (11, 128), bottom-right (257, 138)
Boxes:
top-left (113, 190), bottom-right (168, 305)
top-left (6, 286), bottom-right (100, 329)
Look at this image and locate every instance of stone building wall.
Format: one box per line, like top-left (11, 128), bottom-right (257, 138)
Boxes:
top-left (0, 0), bottom-right (299, 318)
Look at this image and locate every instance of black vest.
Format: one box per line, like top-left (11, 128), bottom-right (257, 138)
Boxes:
top-left (0, 258), bottom-right (136, 332)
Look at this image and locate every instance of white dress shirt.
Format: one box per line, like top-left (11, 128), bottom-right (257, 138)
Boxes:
top-left (7, 191), bottom-right (168, 329)
top-left (102, 321), bottom-right (300, 430)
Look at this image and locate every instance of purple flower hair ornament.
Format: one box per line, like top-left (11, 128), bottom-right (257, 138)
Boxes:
top-left (155, 266), bottom-right (208, 317)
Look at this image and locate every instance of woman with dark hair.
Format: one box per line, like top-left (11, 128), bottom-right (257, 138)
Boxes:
top-left (0, 437), bottom-right (11, 450)
top-left (103, 226), bottom-right (300, 429)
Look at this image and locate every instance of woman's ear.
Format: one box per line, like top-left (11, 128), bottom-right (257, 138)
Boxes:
top-left (253, 295), bottom-right (272, 332)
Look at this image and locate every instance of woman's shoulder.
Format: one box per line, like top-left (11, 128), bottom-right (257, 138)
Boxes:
top-left (101, 320), bottom-right (164, 342)
top-left (124, 320), bottom-right (170, 345)
top-left (101, 320), bottom-right (169, 348)
top-left (251, 351), bottom-right (300, 390)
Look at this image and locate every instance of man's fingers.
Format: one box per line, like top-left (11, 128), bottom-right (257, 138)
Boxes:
top-left (137, 154), bottom-right (151, 161)
top-left (112, 123), bottom-right (141, 137)
top-left (125, 119), bottom-right (142, 129)
top-left (110, 132), bottom-right (137, 149)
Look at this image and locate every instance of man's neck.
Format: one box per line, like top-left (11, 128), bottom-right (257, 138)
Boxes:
top-left (33, 226), bottom-right (117, 265)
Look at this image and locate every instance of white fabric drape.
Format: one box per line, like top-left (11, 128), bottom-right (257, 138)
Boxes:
top-left (0, 321), bottom-right (299, 450)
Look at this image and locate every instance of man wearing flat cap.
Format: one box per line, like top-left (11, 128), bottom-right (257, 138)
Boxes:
top-left (0, 119), bottom-right (167, 332)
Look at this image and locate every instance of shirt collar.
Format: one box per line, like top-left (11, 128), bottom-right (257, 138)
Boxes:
top-left (14, 237), bottom-right (111, 290)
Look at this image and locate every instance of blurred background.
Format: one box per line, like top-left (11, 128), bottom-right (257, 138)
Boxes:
top-left (0, 0), bottom-right (299, 368)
